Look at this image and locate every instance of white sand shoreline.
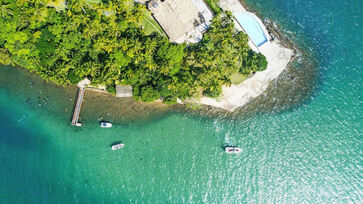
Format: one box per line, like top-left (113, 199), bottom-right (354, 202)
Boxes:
top-left (186, 0), bottom-right (294, 112)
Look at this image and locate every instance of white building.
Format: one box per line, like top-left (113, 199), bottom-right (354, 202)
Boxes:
top-left (148, 0), bottom-right (213, 44)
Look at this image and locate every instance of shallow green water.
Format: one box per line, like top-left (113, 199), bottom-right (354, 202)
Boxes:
top-left (0, 0), bottom-right (362, 203)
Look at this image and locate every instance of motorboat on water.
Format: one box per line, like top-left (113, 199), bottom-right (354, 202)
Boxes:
top-left (111, 143), bottom-right (125, 150)
top-left (100, 122), bottom-right (112, 128)
top-left (225, 146), bottom-right (242, 154)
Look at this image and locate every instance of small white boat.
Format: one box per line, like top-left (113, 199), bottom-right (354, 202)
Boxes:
top-left (225, 146), bottom-right (242, 154)
top-left (111, 143), bottom-right (125, 150)
top-left (100, 122), bottom-right (112, 128)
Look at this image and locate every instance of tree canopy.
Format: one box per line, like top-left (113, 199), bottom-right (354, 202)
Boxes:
top-left (0, 0), bottom-right (267, 103)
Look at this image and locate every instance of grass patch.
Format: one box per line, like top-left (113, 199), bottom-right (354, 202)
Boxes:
top-left (141, 12), bottom-right (166, 36)
top-left (230, 73), bottom-right (251, 85)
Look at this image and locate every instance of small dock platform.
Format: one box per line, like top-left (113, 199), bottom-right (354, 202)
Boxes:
top-left (71, 88), bottom-right (85, 127)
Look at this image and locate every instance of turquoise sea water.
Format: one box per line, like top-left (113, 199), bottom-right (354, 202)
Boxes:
top-left (0, 0), bottom-right (362, 203)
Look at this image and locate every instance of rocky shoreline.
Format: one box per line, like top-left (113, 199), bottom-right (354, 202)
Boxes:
top-left (187, 0), bottom-right (294, 112)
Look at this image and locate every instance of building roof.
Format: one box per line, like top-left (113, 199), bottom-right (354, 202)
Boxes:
top-left (148, 0), bottom-right (211, 42)
top-left (116, 85), bottom-right (133, 97)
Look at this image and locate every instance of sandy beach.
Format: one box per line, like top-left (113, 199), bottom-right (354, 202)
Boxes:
top-left (69, 0), bottom-right (293, 113)
top-left (189, 0), bottom-right (294, 112)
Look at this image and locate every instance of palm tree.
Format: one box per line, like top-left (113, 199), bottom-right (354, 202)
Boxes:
top-left (83, 26), bottom-right (97, 39)
top-left (70, 0), bottom-right (88, 13)
top-left (29, 5), bottom-right (49, 23)
top-left (83, 61), bottom-right (100, 79)
top-left (16, 0), bottom-right (32, 6)
top-left (55, 45), bottom-right (70, 60)
top-left (0, 4), bottom-right (13, 18)
top-left (73, 15), bottom-right (90, 28)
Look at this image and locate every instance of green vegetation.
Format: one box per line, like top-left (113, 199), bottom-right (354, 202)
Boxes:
top-left (230, 73), bottom-right (250, 85)
top-left (141, 12), bottom-right (165, 36)
top-left (0, 0), bottom-right (267, 103)
top-left (203, 0), bottom-right (222, 14)
top-left (46, 0), bottom-right (67, 11)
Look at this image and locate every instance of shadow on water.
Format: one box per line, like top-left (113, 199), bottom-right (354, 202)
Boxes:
top-left (0, 110), bottom-right (46, 151)
top-left (110, 141), bottom-right (123, 146)
top-left (0, 110), bottom-right (121, 203)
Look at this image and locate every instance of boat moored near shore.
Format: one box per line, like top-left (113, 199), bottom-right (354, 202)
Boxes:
top-left (225, 146), bottom-right (242, 154)
top-left (111, 143), bottom-right (125, 150)
top-left (100, 122), bottom-right (112, 128)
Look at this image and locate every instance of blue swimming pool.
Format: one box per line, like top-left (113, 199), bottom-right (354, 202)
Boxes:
top-left (235, 13), bottom-right (268, 47)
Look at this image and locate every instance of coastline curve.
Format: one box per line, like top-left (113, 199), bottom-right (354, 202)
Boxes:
top-left (189, 0), bottom-right (294, 112)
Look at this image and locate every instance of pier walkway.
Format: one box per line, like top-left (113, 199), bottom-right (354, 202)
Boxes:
top-left (71, 88), bottom-right (85, 127)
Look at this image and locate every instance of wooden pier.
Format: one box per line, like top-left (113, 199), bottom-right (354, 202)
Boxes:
top-left (71, 88), bottom-right (85, 127)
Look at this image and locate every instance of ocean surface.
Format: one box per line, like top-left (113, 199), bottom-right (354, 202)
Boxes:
top-left (0, 0), bottom-right (362, 203)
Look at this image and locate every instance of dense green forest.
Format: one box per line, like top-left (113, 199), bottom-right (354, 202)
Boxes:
top-left (0, 0), bottom-right (267, 103)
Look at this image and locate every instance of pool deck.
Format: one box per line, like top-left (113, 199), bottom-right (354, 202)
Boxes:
top-left (193, 0), bottom-right (294, 112)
